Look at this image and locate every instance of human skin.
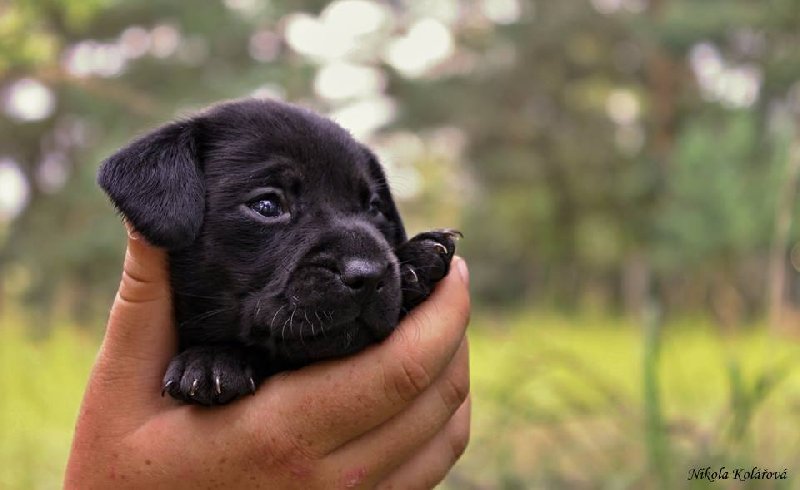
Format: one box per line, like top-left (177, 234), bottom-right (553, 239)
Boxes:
top-left (64, 227), bottom-right (471, 489)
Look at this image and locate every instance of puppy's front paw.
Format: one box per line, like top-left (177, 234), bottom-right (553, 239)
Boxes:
top-left (395, 229), bottom-right (460, 313)
top-left (162, 346), bottom-right (259, 406)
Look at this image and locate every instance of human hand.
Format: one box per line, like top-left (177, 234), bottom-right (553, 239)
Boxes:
top-left (65, 227), bottom-right (471, 489)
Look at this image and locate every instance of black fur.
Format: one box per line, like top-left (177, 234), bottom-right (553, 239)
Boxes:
top-left (98, 99), bottom-right (458, 406)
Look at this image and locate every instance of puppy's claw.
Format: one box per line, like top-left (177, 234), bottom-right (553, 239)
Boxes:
top-left (433, 243), bottom-right (448, 255)
top-left (402, 266), bottom-right (418, 283)
top-left (248, 377), bottom-right (256, 395)
top-left (189, 378), bottom-right (199, 397)
top-left (435, 228), bottom-right (463, 239)
top-left (214, 375), bottom-right (222, 396)
top-left (161, 380), bottom-right (174, 397)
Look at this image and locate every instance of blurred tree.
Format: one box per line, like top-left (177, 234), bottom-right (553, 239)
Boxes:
top-left (0, 0), bottom-right (320, 325)
top-left (395, 0), bottom-right (800, 324)
top-left (1, 0), bottom-right (800, 328)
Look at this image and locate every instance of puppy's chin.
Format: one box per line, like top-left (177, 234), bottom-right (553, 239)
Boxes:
top-left (240, 283), bottom-right (402, 366)
top-left (273, 317), bottom-right (396, 365)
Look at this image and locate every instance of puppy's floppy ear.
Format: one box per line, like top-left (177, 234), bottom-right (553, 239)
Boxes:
top-left (98, 119), bottom-right (204, 249)
top-left (363, 146), bottom-right (407, 245)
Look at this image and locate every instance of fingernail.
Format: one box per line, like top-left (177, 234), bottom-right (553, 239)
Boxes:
top-left (456, 257), bottom-right (469, 287)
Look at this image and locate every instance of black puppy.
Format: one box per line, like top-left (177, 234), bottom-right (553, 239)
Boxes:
top-left (98, 98), bottom-right (458, 406)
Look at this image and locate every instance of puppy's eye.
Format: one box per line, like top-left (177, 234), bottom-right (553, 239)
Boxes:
top-left (242, 187), bottom-right (290, 223)
top-left (246, 193), bottom-right (286, 220)
top-left (368, 195), bottom-right (383, 216)
top-left (251, 198), bottom-right (283, 217)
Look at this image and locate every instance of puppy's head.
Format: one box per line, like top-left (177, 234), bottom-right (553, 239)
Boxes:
top-left (99, 99), bottom-right (407, 365)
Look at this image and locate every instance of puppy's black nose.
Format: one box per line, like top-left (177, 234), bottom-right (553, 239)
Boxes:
top-left (341, 258), bottom-right (387, 293)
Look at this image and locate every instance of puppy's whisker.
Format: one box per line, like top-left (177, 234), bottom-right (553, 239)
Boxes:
top-left (173, 292), bottom-right (229, 300)
top-left (180, 307), bottom-right (234, 327)
top-left (411, 264), bottom-right (448, 269)
top-left (297, 309), bottom-right (306, 346)
top-left (314, 310), bottom-right (326, 337)
top-left (397, 258), bottom-right (421, 266)
top-left (269, 304), bottom-right (287, 331)
top-left (304, 310), bottom-right (315, 337)
top-left (255, 297), bottom-right (263, 320)
top-left (289, 307), bottom-right (298, 340)
top-left (281, 317), bottom-right (290, 342)
top-left (281, 310), bottom-right (293, 342)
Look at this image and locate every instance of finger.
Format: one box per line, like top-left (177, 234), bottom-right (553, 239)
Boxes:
top-left (94, 226), bottom-right (176, 399)
top-left (253, 257), bottom-right (470, 455)
top-left (327, 338), bottom-right (469, 486)
top-left (376, 394), bottom-right (471, 490)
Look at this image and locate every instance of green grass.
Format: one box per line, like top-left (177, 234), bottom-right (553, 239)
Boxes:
top-left (447, 312), bottom-right (800, 489)
top-left (0, 319), bottom-right (97, 489)
top-left (2, 312), bottom-right (800, 489)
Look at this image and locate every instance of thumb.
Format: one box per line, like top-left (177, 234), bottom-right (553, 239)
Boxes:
top-left (93, 225), bottom-right (177, 402)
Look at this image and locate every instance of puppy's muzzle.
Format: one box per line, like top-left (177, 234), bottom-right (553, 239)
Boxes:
top-left (276, 221), bottom-right (401, 335)
top-left (340, 258), bottom-right (391, 299)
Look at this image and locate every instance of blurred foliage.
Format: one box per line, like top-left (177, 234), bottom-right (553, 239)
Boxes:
top-left (400, 0), bottom-right (800, 318)
top-left (1, 0), bottom-right (800, 323)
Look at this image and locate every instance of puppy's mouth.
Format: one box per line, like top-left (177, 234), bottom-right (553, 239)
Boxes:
top-left (243, 250), bottom-right (402, 363)
top-left (264, 309), bottom-right (394, 364)
top-left (249, 297), bottom-right (396, 342)
top-left (274, 310), bottom-right (375, 342)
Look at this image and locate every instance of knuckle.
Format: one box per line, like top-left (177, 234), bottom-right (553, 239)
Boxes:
top-left (437, 369), bottom-right (470, 413)
top-left (275, 432), bottom-right (319, 466)
top-left (448, 418), bottom-right (470, 462)
top-left (450, 423), bottom-right (470, 461)
top-left (388, 354), bottom-right (434, 403)
top-left (117, 271), bottom-right (168, 304)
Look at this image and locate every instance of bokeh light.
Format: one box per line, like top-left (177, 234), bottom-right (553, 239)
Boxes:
top-left (314, 62), bottom-right (385, 101)
top-left (384, 18), bottom-right (454, 78)
top-left (0, 158), bottom-right (29, 221)
top-left (119, 26), bottom-right (152, 59)
top-left (606, 89), bottom-right (640, 125)
top-left (689, 42), bottom-right (762, 108)
top-left (3, 78), bottom-right (55, 122)
top-left (150, 24), bottom-right (181, 59)
top-left (249, 29), bottom-right (282, 62)
top-left (62, 41), bottom-right (126, 78)
top-left (480, 0), bottom-right (523, 24)
top-left (328, 95), bottom-right (395, 139)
